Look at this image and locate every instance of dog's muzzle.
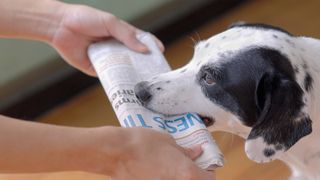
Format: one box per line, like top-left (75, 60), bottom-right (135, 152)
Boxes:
top-left (134, 81), bottom-right (152, 105)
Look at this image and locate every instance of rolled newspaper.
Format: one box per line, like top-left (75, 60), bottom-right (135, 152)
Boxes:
top-left (88, 32), bottom-right (224, 170)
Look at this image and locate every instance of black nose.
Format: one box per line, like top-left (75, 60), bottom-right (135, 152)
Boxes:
top-left (134, 81), bottom-right (152, 104)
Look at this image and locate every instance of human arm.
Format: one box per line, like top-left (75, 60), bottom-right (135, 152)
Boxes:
top-left (0, 115), bottom-right (98, 173)
top-left (0, 115), bottom-right (214, 179)
top-left (0, 0), bottom-right (164, 76)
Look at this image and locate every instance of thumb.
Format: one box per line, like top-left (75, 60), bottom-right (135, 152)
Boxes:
top-left (107, 19), bottom-right (149, 53)
top-left (182, 145), bottom-right (203, 160)
top-left (85, 63), bottom-right (97, 77)
top-left (122, 34), bottom-right (149, 53)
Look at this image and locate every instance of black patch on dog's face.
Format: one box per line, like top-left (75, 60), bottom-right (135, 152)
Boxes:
top-left (197, 47), bottom-right (296, 126)
top-left (197, 46), bottom-right (312, 152)
top-left (228, 22), bottom-right (293, 36)
top-left (304, 72), bottom-right (313, 92)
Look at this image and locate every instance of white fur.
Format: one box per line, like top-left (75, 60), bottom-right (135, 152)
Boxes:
top-left (245, 137), bottom-right (285, 163)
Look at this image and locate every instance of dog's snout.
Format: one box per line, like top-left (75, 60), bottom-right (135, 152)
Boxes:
top-left (134, 81), bottom-right (152, 104)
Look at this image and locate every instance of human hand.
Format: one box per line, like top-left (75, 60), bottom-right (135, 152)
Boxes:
top-left (50, 3), bottom-right (164, 76)
top-left (88, 127), bottom-right (215, 180)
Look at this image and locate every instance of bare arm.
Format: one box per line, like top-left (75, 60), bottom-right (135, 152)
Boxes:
top-left (0, 0), bottom-right (63, 42)
top-left (0, 0), bottom-right (163, 76)
top-left (0, 115), bottom-right (116, 174)
top-left (0, 115), bottom-right (215, 180)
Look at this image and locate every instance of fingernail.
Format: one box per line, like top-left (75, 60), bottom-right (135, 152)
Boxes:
top-left (189, 145), bottom-right (203, 160)
top-left (193, 145), bottom-right (203, 154)
top-left (138, 44), bottom-right (149, 53)
top-left (158, 42), bottom-right (165, 52)
top-left (87, 65), bottom-right (97, 77)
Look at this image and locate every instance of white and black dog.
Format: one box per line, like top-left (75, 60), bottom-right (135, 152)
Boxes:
top-left (135, 23), bottom-right (320, 179)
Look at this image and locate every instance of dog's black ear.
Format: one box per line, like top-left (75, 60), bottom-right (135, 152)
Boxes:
top-left (245, 72), bottom-right (312, 163)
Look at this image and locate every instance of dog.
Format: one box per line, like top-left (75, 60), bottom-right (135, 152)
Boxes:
top-left (134, 23), bottom-right (320, 179)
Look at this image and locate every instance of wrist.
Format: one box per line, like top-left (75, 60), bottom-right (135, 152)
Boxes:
top-left (75, 126), bottom-right (130, 175)
top-left (0, 0), bottom-right (66, 42)
top-left (29, 0), bottom-right (67, 43)
top-left (39, 0), bottom-right (67, 43)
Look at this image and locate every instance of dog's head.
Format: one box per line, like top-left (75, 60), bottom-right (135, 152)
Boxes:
top-left (135, 23), bottom-right (312, 163)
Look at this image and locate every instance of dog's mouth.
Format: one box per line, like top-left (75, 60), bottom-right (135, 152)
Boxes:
top-left (198, 115), bottom-right (216, 127)
top-left (139, 104), bottom-right (216, 127)
top-left (135, 94), bottom-right (215, 127)
top-left (142, 107), bottom-right (215, 127)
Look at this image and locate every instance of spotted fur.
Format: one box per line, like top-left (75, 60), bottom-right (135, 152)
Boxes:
top-left (135, 23), bottom-right (320, 179)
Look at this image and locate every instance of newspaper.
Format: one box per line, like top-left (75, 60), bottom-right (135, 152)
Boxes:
top-left (88, 32), bottom-right (224, 170)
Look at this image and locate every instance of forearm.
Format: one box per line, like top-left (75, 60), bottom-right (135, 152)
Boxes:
top-left (0, 0), bottom-right (65, 42)
top-left (0, 115), bottom-right (122, 174)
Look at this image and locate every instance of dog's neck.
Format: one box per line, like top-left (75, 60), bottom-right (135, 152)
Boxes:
top-left (208, 112), bottom-right (251, 138)
top-left (294, 39), bottom-right (320, 177)
top-left (297, 37), bottom-right (320, 129)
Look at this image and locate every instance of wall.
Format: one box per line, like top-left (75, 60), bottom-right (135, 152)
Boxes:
top-left (0, 0), bottom-right (172, 87)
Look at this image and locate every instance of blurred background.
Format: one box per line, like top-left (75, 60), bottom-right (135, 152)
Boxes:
top-left (0, 0), bottom-right (239, 118)
top-left (1, 0), bottom-right (320, 179)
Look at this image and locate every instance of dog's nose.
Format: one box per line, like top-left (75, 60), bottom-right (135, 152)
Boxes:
top-left (134, 81), bottom-right (152, 104)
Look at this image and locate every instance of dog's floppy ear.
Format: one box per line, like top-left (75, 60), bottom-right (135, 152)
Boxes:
top-left (245, 72), bottom-right (312, 163)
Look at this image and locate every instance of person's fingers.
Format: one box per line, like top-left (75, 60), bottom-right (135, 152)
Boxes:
top-left (134, 29), bottom-right (165, 52)
top-left (67, 54), bottom-right (97, 77)
top-left (64, 45), bottom-right (97, 77)
top-left (84, 62), bottom-right (97, 76)
top-left (106, 18), bottom-right (149, 53)
top-left (122, 32), bottom-right (149, 53)
top-left (152, 35), bottom-right (165, 52)
top-left (101, 13), bottom-right (164, 53)
top-left (196, 168), bottom-right (216, 180)
top-left (52, 26), bottom-right (97, 76)
top-left (182, 145), bottom-right (203, 160)
top-left (183, 163), bottom-right (215, 180)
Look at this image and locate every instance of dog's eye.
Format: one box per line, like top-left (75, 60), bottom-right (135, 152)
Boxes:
top-left (203, 72), bottom-right (215, 85)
